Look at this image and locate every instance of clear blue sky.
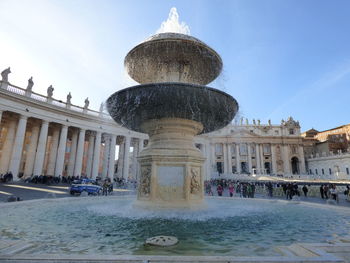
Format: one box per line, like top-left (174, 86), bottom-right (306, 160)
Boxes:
top-left (1, 0), bottom-right (349, 132)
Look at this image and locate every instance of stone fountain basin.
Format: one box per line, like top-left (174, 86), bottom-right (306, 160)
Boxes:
top-left (106, 83), bottom-right (238, 134)
top-left (125, 33), bottom-right (223, 85)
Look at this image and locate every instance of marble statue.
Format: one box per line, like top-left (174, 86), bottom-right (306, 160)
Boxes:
top-left (268, 119), bottom-right (271, 126)
top-left (257, 119), bottom-right (261, 125)
top-left (27, 77), bottom-right (34, 92)
top-left (66, 92), bottom-right (72, 104)
top-left (84, 98), bottom-right (90, 109)
top-left (47, 85), bottom-right (54, 98)
top-left (1, 67), bottom-right (11, 82)
top-left (253, 119), bottom-right (256, 125)
top-left (245, 118), bottom-right (248, 125)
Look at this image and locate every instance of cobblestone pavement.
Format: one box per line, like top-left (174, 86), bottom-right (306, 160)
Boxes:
top-left (0, 182), bottom-right (136, 202)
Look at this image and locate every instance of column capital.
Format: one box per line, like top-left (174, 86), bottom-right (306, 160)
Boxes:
top-left (19, 115), bottom-right (28, 120)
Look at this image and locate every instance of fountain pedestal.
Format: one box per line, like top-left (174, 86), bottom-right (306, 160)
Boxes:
top-left (136, 118), bottom-right (205, 208)
top-left (107, 33), bottom-right (238, 209)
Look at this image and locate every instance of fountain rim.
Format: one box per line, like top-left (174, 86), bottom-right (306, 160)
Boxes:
top-left (107, 81), bottom-right (236, 102)
top-left (1, 195), bottom-right (350, 213)
top-left (124, 32), bottom-right (223, 71)
top-left (106, 82), bottom-right (239, 134)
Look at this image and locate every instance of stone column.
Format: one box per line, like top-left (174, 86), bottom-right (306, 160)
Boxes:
top-left (67, 130), bottom-right (78, 176)
top-left (131, 141), bottom-right (138, 179)
top-left (210, 143), bottom-right (215, 175)
top-left (138, 139), bottom-right (144, 153)
top-left (223, 143), bottom-right (228, 174)
top-left (102, 134), bottom-right (110, 178)
top-left (122, 136), bottom-right (130, 179)
top-left (298, 145), bottom-right (306, 174)
top-left (283, 145), bottom-right (290, 175)
top-left (47, 128), bottom-right (60, 176)
top-left (91, 131), bottom-right (102, 179)
top-left (271, 144), bottom-right (277, 175)
top-left (24, 125), bottom-right (40, 177)
top-left (117, 141), bottom-right (124, 177)
top-left (9, 115), bottom-right (28, 180)
top-left (54, 125), bottom-right (68, 177)
top-left (247, 143), bottom-right (252, 174)
top-left (0, 120), bottom-right (17, 174)
top-left (108, 134), bottom-right (117, 180)
top-left (86, 133), bottom-right (94, 178)
top-left (33, 120), bottom-right (49, 176)
top-left (260, 144), bottom-right (265, 174)
top-left (227, 143), bottom-right (232, 174)
top-left (236, 144), bottom-right (241, 174)
top-left (255, 144), bottom-right (261, 174)
top-left (205, 141), bottom-right (211, 179)
top-left (73, 128), bottom-right (86, 177)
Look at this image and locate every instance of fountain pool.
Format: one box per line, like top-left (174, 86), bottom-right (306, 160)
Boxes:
top-left (0, 197), bottom-right (349, 257)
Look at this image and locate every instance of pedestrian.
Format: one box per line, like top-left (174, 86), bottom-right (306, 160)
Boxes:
top-left (320, 184), bottom-right (324, 199)
top-left (228, 184), bottom-right (234, 197)
top-left (217, 184), bottom-right (223, 196)
top-left (302, 185), bottom-right (308, 197)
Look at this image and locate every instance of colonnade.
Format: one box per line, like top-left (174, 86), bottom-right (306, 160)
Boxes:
top-left (0, 111), bottom-right (145, 181)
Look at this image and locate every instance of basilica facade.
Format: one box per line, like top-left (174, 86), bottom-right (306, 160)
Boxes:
top-left (195, 117), bottom-right (306, 180)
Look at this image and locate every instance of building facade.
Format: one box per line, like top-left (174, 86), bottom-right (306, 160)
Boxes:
top-left (0, 74), bottom-right (148, 181)
top-left (195, 117), bottom-right (307, 180)
top-left (302, 124), bottom-right (350, 179)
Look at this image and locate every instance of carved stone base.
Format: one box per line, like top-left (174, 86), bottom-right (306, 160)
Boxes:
top-left (136, 118), bottom-right (205, 209)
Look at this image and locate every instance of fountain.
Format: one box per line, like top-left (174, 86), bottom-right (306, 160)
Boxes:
top-left (1, 10), bottom-right (350, 262)
top-left (107, 32), bottom-right (238, 208)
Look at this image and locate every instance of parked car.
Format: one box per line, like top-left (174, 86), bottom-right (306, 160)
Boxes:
top-left (69, 179), bottom-right (102, 196)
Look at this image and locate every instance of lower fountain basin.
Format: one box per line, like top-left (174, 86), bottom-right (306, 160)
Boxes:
top-left (0, 197), bottom-right (349, 257)
top-left (106, 83), bottom-right (238, 134)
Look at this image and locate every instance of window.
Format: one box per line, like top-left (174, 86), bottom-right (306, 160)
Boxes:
top-left (289, 129), bottom-right (294, 135)
top-left (346, 167), bottom-right (349, 175)
top-left (275, 130), bottom-right (279, 135)
top-left (215, 143), bottom-right (223, 155)
top-left (240, 144), bottom-right (247, 155)
top-left (322, 169), bottom-right (324, 175)
top-left (329, 168), bottom-right (332, 175)
top-left (309, 169), bottom-right (312, 174)
top-left (263, 144), bottom-right (271, 154)
top-left (315, 169), bottom-right (318, 175)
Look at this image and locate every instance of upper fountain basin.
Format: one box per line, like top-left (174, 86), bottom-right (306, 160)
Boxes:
top-left (106, 82), bottom-right (238, 134)
top-left (125, 33), bottom-right (223, 85)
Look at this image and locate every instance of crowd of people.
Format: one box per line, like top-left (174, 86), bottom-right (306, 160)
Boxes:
top-left (1, 171), bottom-right (350, 203)
top-left (205, 179), bottom-right (258, 198)
top-left (0, 172), bottom-right (13, 182)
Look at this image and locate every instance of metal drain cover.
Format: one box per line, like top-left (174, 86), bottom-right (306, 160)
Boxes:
top-left (145, 236), bottom-right (178, 247)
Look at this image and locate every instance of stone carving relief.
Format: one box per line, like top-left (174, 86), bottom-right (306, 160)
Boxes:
top-left (190, 167), bottom-right (200, 194)
top-left (139, 166), bottom-right (151, 197)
